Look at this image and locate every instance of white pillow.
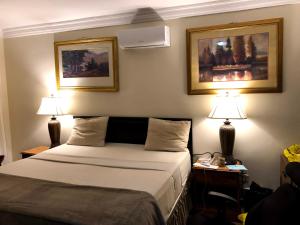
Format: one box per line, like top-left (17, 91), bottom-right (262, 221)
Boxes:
top-left (67, 117), bottom-right (109, 147)
top-left (145, 118), bottom-right (191, 152)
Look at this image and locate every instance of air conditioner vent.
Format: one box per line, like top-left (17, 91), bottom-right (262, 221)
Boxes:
top-left (118, 25), bottom-right (170, 49)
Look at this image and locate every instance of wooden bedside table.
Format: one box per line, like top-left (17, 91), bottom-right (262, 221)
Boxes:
top-left (191, 166), bottom-right (247, 221)
top-left (21, 146), bottom-right (49, 159)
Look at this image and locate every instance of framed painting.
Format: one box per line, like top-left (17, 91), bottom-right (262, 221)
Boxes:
top-left (186, 18), bottom-right (283, 94)
top-left (55, 37), bottom-right (119, 92)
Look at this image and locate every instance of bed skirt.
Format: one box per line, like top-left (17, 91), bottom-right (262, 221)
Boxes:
top-left (167, 177), bottom-right (191, 225)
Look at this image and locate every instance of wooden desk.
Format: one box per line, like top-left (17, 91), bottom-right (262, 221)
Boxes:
top-left (191, 166), bottom-right (246, 221)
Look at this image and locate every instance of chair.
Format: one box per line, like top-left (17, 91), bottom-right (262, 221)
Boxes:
top-left (188, 191), bottom-right (238, 225)
top-left (245, 162), bottom-right (300, 225)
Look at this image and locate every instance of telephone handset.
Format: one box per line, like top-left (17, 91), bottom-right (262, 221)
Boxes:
top-left (195, 152), bottom-right (224, 167)
top-left (210, 155), bottom-right (220, 166)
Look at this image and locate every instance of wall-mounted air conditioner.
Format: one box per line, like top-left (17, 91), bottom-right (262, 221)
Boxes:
top-left (118, 25), bottom-right (170, 49)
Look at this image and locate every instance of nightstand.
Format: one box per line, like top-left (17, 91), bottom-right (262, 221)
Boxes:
top-left (21, 146), bottom-right (49, 159)
top-left (191, 166), bottom-right (247, 221)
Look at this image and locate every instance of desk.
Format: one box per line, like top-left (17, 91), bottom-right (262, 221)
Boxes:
top-left (191, 165), bottom-right (246, 221)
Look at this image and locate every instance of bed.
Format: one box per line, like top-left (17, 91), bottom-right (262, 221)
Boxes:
top-left (0, 116), bottom-right (193, 225)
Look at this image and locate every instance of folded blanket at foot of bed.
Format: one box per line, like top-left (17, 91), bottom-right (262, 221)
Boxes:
top-left (0, 173), bottom-right (165, 225)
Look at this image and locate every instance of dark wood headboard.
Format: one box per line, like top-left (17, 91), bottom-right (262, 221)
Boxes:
top-left (73, 116), bottom-right (193, 160)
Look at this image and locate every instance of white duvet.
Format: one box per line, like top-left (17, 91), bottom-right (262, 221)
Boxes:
top-left (0, 143), bottom-right (191, 220)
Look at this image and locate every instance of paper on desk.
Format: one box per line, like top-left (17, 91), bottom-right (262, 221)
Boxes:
top-left (193, 162), bottom-right (219, 169)
top-left (226, 165), bottom-right (248, 171)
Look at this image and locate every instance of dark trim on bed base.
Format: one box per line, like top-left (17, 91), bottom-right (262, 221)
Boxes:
top-left (73, 116), bottom-right (193, 164)
top-left (167, 177), bottom-right (192, 225)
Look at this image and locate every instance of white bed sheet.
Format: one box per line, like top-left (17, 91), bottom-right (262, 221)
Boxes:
top-left (0, 143), bottom-right (191, 220)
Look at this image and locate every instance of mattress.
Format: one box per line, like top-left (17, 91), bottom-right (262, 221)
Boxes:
top-left (0, 143), bottom-right (191, 220)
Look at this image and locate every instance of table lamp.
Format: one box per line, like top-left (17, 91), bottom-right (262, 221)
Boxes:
top-left (37, 95), bottom-right (66, 148)
top-left (208, 92), bottom-right (246, 164)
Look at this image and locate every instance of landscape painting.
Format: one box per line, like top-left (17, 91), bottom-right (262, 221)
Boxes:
top-left (198, 33), bottom-right (269, 82)
top-left (62, 49), bottom-right (109, 78)
top-left (55, 37), bottom-right (119, 92)
top-left (186, 18), bottom-right (283, 94)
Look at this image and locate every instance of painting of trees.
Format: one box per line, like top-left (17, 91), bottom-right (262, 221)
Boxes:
top-left (197, 32), bottom-right (268, 82)
top-left (62, 49), bottom-right (109, 78)
top-left (246, 36), bottom-right (257, 63)
top-left (233, 36), bottom-right (246, 64)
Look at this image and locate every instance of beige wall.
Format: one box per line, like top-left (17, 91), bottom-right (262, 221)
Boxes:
top-left (0, 31), bottom-right (12, 163)
top-left (4, 4), bottom-right (300, 189)
top-left (4, 34), bottom-right (55, 158)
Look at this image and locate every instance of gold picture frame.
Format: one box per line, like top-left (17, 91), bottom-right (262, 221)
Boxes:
top-left (55, 37), bottom-right (119, 92)
top-left (186, 18), bottom-right (283, 95)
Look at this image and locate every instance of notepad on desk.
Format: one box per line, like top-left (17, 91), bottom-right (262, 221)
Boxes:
top-left (193, 162), bottom-right (219, 169)
top-left (226, 165), bottom-right (248, 171)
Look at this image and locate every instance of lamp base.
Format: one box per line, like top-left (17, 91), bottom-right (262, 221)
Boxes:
top-left (219, 119), bottom-right (235, 165)
top-left (0, 155), bottom-right (4, 166)
top-left (48, 117), bottom-right (61, 148)
top-left (224, 155), bottom-right (236, 165)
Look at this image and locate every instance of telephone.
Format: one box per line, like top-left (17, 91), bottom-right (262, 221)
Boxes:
top-left (195, 152), bottom-right (225, 167)
top-left (210, 154), bottom-right (222, 166)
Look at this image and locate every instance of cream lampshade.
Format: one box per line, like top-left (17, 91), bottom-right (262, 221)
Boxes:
top-left (208, 92), bottom-right (246, 164)
top-left (37, 95), bottom-right (66, 148)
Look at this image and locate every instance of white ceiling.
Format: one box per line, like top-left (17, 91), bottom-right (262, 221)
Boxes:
top-left (1, 0), bottom-right (299, 38)
top-left (0, 0), bottom-right (216, 29)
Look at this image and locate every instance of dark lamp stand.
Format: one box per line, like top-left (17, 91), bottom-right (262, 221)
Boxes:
top-left (0, 155), bottom-right (4, 166)
top-left (219, 119), bottom-right (236, 165)
top-left (48, 116), bottom-right (61, 148)
top-left (209, 92), bottom-right (246, 165)
top-left (37, 95), bottom-right (65, 149)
